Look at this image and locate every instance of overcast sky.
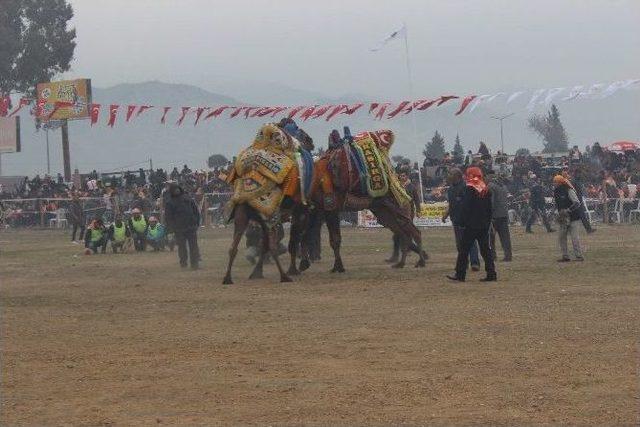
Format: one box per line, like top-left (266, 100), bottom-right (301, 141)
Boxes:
top-left (65, 0), bottom-right (640, 99)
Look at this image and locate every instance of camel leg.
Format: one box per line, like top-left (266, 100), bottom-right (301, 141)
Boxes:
top-left (249, 222), bottom-right (269, 280)
top-left (287, 206), bottom-right (303, 276)
top-left (223, 205), bottom-right (249, 284)
top-left (409, 223), bottom-right (427, 268)
top-left (326, 211), bottom-right (345, 273)
top-left (371, 207), bottom-right (408, 269)
top-left (298, 207), bottom-right (313, 272)
top-left (269, 225), bottom-right (293, 283)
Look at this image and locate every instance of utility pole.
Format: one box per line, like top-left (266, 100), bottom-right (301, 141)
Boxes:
top-left (61, 119), bottom-right (71, 181)
top-left (149, 157), bottom-right (153, 171)
top-left (491, 113), bottom-right (515, 154)
top-left (46, 127), bottom-right (51, 174)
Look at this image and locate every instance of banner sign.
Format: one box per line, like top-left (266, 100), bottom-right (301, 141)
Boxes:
top-left (357, 202), bottom-right (452, 228)
top-left (0, 116), bottom-right (20, 153)
top-left (36, 78), bottom-right (92, 121)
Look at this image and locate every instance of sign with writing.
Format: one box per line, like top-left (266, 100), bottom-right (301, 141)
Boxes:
top-left (0, 116), bottom-right (20, 153)
top-left (357, 202), bottom-right (452, 227)
top-left (36, 78), bottom-right (92, 121)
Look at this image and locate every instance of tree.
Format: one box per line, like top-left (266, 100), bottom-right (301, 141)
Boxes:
top-left (423, 131), bottom-right (446, 161)
top-left (0, 0), bottom-right (76, 96)
top-left (391, 155), bottom-right (411, 165)
top-left (207, 154), bottom-right (229, 169)
top-left (515, 148), bottom-right (530, 157)
top-left (452, 134), bottom-right (464, 164)
top-left (527, 104), bottom-right (569, 153)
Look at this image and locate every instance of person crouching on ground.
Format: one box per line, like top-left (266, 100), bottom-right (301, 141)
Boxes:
top-left (109, 214), bottom-right (131, 253)
top-left (84, 217), bottom-right (108, 254)
top-left (128, 208), bottom-right (148, 251)
top-left (553, 175), bottom-right (584, 262)
top-left (165, 183), bottom-right (201, 269)
top-left (447, 167), bottom-right (497, 282)
top-left (146, 216), bottom-right (167, 251)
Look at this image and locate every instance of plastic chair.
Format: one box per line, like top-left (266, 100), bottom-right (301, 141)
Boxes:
top-left (629, 199), bottom-right (640, 223)
top-left (49, 208), bottom-right (68, 228)
top-left (584, 198), bottom-right (598, 224)
top-left (610, 199), bottom-right (623, 223)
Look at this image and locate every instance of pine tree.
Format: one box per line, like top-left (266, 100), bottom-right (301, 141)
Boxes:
top-left (423, 131), bottom-right (446, 162)
top-left (452, 134), bottom-right (464, 164)
top-left (527, 104), bottom-right (569, 153)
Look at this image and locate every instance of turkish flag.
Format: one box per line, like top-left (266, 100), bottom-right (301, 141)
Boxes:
top-left (344, 103), bottom-right (364, 115)
top-left (136, 105), bottom-right (153, 117)
top-left (230, 107), bottom-right (247, 118)
top-left (310, 105), bottom-right (333, 120)
top-left (455, 95), bottom-right (477, 115)
top-left (387, 101), bottom-right (410, 118)
top-left (269, 106), bottom-right (288, 118)
top-left (8, 98), bottom-right (31, 117)
top-left (126, 105), bottom-right (137, 122)
top-left (204, 106), bottom-right (229, 120)
top-left (300, 106), bottom-right (317, 121)
top-left (250, 107), bottom-right (271, 118)
top-left (325, 105), bottom-right (347, 121)
top-left (160, 107), bottom-right (171, 124)
top-left (176, 107), bottom-right (190, 125)
top-left (375, 103), bottom-right (391, 120)
top-left (287, 106), bottom-right (306, 119)
top-left (90, 103), bottom-right (101, 125)
top-left (244, 107), bottom-right (258, 119)
top-left (107, 104), bottom-right (119, 127)
top-left (35, 98), bottom-right (47, 117)
top-left (368, 103), bottom-right (379, 114)
top-left (0, 96), bottom-right (10, 117)
top-left (437, 95), bottom-right (459, 106)
top-left (194, 107), bottom-right (207, 125)
top-left (415, 99), bottom-right (438, 111)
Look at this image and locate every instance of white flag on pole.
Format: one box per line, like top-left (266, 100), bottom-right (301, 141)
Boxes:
top-left (469, 94), bottom-right (491, 112)
top-left (562, 86), bottom-right (584, 101)
top-left (370, 25), bottom-right (407, 52)
top-left (543, 87), bottom-right (565, 105)
top-left (506, 91), bottom-right (525, 104)
top-left (526, 89), bottom-right (546, 111)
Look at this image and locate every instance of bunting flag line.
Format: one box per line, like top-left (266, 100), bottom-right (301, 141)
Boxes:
top-left (9, 77), bottom-right (635, 128)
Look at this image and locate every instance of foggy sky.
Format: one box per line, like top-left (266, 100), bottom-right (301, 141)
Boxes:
top-left (65, 0), bottom-right (640, 99)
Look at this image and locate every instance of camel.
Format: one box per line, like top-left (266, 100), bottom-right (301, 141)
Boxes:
top-left (305, 128), bottom-right (427, 273)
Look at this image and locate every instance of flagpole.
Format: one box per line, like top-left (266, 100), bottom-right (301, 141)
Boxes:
top-left (402, 23), bottom-right (424, 204)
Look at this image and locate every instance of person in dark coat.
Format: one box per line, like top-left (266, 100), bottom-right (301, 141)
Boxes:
top-left (165, 183), bottom-right (201, 269)
top-left (487, 171), bottom-right (513, 262)
top-left (442, 168), bottom-right (480, 270)
top-left (447, 167), bottom-right (497, 282)
top-left (525, 176), bottom-right (555, 233)
top-left (68, 192), bottom-right (85, 243)
top-left (553, 175), bottom-right (584, 262)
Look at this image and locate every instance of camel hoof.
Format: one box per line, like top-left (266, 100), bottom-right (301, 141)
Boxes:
top-left (415, 259), bottom-right (426, 268)
top-left (392, 262), bottom-right (405, 269)
top-left (299, 259), bottom-right (311, 271)
top-left (287, 267), bottom-right (300, 276)
top-left (331, 265), bottom-right (346, 273)
top-left (280, 275), bottom-right (293, 283)
top-left (222, 276), bottom-right (233, 285)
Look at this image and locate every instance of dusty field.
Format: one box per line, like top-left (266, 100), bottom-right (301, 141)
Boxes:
top-left (1, 224), bottom-right (639, 426)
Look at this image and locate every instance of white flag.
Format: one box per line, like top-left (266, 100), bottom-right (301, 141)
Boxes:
top-left (485, 92), bottom-right (505, 103)
top-left (469, 94), bottom-right (491, 112)
top-left (599, 79), bottom-right (640, 98)
top-left (562, 85), bottom-right (583, 101)
top-left (506, 91), bottom-right (525, 104)
top-left (526, 89), bottom-right (546, 111)
top-left (543, 87), bottom-right (565, 105)
top-left (370, 25), bottom-right (407, 52)
top-left (584, 83), bottom-right (604, 98)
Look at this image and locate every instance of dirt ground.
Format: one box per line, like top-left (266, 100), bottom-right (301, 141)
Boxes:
top-left (1, 224), bottom-right (639, 426)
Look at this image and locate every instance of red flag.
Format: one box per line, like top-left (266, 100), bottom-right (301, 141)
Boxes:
top-left (204, 106), bottom-right (229, 120)
top-left (8, 98), bottom-right (31, 117)
top-left (250, 107), bottom-right (271, 118)
top-left (387, 101), bottom-right (410, 118)
top-left (176, 107), bottom-right (190, 125)
top-left (0, 96), bottom-right (10, 117)
top-left (35, 98), bottom-right (47, 117)
top-left (415, 99), bottom-right (438, 111)
top-left (344, 103), bottom-right (364, 115)
top-left (455, 95), bottom-right (477, 115)
top-left (90, 103), bottom-right (101, 125)
top-left (244, 107), bottom-right (258, 119)
top-left (325, 105), bottom-right (347, 121)
top-left (136, 105), bottom-right (153, 117)
top-left (310, 105), bottom-right (333, 119)
top-left (269, 106), bottom-right (288, 117)
top-left (230, 107), bottom-right (247, 118)
top-left (437, 95), bottom-right (459, 106)
top-left (402, 99), bottom-right (427, 114)
top-left (287, 106), bottom-right (306, 119)
top-left (161, 107), bottom-right (171, 124)
top-left (375, 103), bottom-right (391, 120)
top-left (194, 107), bottom-right (207, 125)
top-left (300, 106), bottom-right (317, 121)
top-left (368, 103), bottom-right (379, 114)
top-left (126, 105), bottom-right (137, 122)
top-left (107, 104), bottom-right (119, 127)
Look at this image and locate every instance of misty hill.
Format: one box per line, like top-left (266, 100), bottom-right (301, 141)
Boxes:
top-left (4, 81), bottom-right (639, 176)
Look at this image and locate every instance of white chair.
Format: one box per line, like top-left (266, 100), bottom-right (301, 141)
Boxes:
top-left (49, 208), bottom-right (68, 228)
top-left (584, 199), bottom-right (598, 224)
top-left (610, 199), bottom-right (623, 223)
top-left (629, 199), bottom-right (640, 223)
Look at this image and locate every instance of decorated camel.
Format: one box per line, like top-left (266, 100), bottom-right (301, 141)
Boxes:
top-left (305, 127), bottom-right (427, 272)
top-left (222, 121), bottom-right (314, 284)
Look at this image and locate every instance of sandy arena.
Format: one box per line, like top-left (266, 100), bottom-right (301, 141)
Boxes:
top-left (1, 225), bottom-right (639, 425)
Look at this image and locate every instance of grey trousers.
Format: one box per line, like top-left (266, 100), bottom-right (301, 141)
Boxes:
top-left (559, 220), bottom-right (583, 258)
